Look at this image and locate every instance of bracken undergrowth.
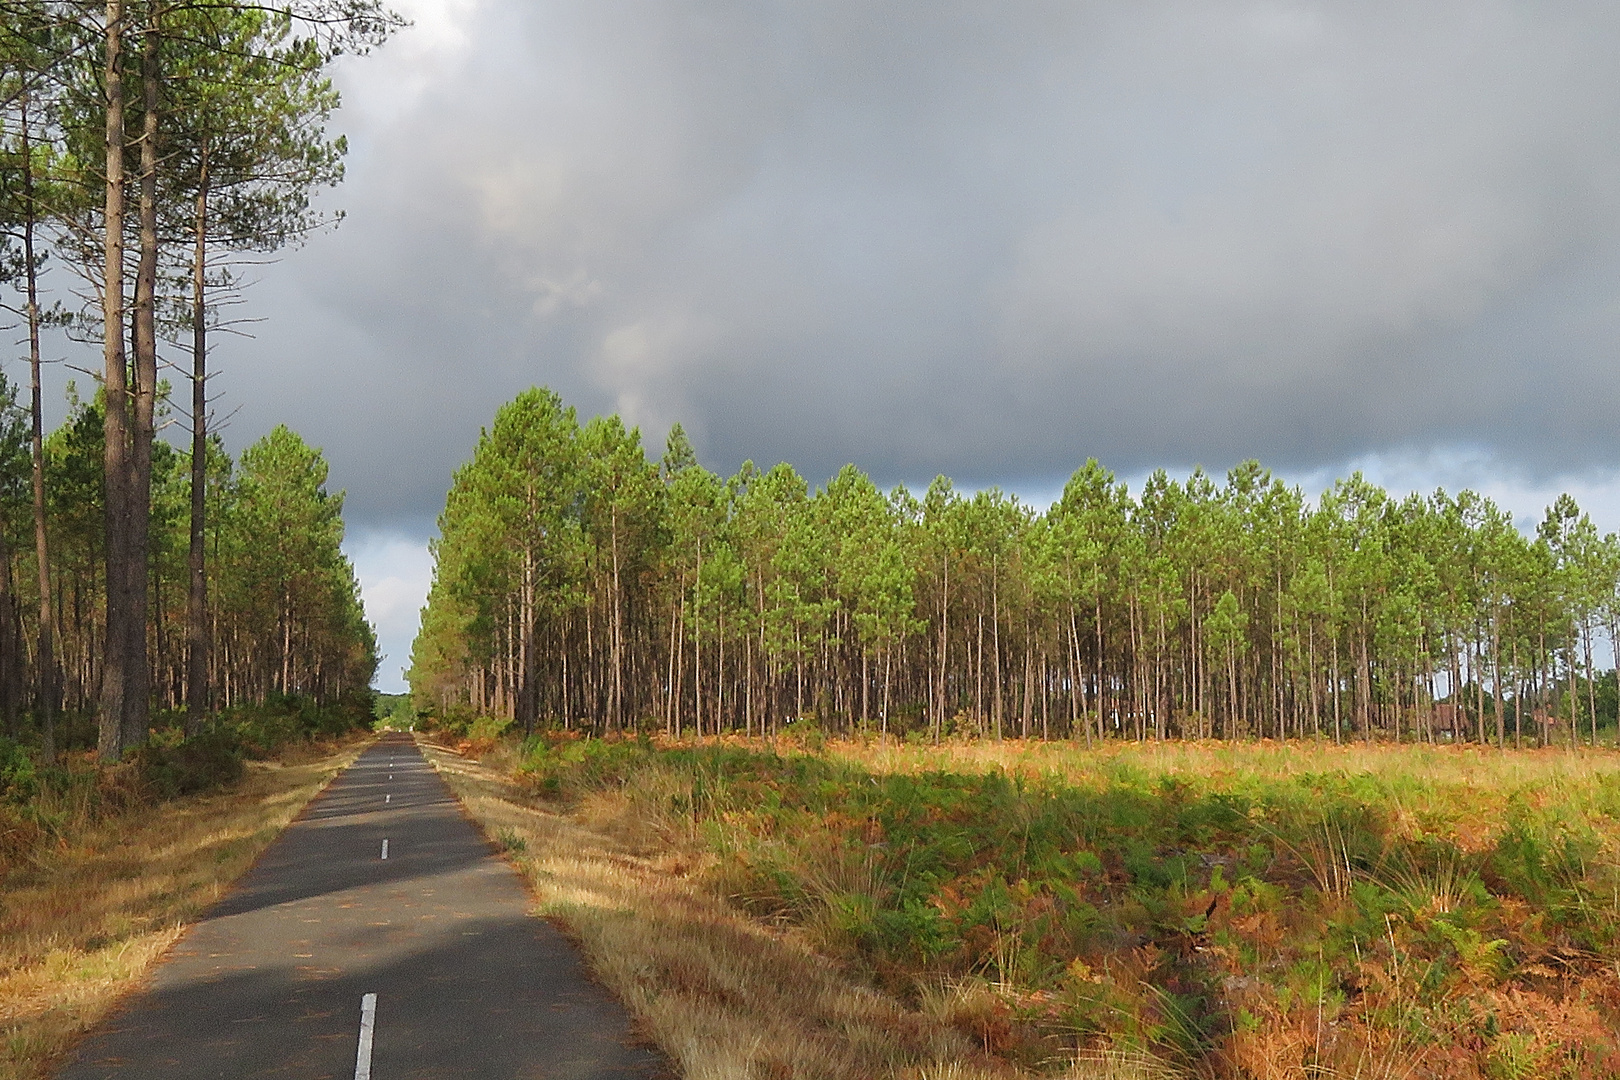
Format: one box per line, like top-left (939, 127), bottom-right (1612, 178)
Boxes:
top-left (497, 732), bottom-right (1620, 1080)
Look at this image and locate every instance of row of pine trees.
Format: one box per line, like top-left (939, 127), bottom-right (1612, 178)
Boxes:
top-left (0, 380), bottom-right (376, 743)
top-left (411, 388), bottom-right (1620, 747)
top-left (0, 1), bottom-right (392, 758)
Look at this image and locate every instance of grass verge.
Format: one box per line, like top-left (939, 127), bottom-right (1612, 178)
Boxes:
top-left (0, 736), bottom-right (370, 1080)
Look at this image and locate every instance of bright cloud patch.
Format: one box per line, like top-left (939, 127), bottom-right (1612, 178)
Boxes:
top-left (344, 531), bottom-right (435, 693)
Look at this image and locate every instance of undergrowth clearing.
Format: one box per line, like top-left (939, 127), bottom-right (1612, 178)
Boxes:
top-left (452, 731), bottom-right (1620, 1079)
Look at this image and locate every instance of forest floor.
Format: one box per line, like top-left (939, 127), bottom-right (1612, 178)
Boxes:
top-left (434, 730), bottom-right (1620, 1080)
top-left (0, 735), bottom-right (369, 1080)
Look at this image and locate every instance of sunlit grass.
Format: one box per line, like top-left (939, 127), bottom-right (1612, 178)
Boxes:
top-left (454, 729), bottom-right (1620, 1079)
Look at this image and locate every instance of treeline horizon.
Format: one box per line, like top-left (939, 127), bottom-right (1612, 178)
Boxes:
top-left (410, 386), bottom-right (1620, 747)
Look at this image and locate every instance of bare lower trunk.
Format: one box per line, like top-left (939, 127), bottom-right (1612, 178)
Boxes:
top-left (98, 0), bottom-right (131, 762)
top-left (122, 14), bottom-right (160, 752)
top-left (609, 509), bottom-right (622, 730)
top-left (186, 148), bottom-right (210, 735)
top-left (518, 543), bottom-right (536, 732)
top-left (21, 90), bottom-right (56, 761)
top-left (0, 532), bottom-right (19, 736)
top-left (935, 550), bottom-right (948, 742)
top-left (1491, 610), bottom-right (1504, 750)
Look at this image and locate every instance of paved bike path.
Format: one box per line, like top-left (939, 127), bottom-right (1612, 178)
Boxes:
top-left (57, 732), bottom-right (664, 1080)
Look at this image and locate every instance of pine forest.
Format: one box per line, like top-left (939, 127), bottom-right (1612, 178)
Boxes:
top-left (411, 387), bottom-right (1620, 748)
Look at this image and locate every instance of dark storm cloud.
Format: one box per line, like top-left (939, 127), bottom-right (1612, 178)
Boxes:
top-left (217, 0), bottom-right (1620, 524)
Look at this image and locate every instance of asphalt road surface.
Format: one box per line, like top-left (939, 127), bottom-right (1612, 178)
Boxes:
top-left (56, 732), bottom-right (665, 1080)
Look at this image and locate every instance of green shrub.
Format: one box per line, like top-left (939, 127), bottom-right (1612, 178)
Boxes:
top-left (0, 738), bottom-right (39, 804)
top-left (469, 714), bottom-right (514, 742)
top-left (213, 691), bottom-right (374, 757)
top-left (132, 732), bottom-right (245, 799)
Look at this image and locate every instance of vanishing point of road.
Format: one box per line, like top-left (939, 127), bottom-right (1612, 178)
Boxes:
top-left (55, 732), bottom-right (665, 1080)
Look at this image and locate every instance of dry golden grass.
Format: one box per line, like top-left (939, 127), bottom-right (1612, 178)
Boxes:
top-left (826, 735), bottom-right (1620, 846)
top-left (0, 737), bottom-right (369, 1080)
top-left (829, 732), bottom-right (1616, 785)
top-left (428, 733), bottom-right (1620, 1079)
top-left (422, 738), bottom-right (1065, 1080)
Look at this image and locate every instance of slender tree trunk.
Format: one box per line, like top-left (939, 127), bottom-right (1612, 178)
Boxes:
top-left (1020, 633), bottom-right (1032, 739)
top-left (1094, 582), bottom-right (1104, 742)
top-left (98, 0), bottom-right (131, 761)
top-left (975, 611), bottom-right (983, 734)
top-left (1307, 621), bottom-right (1319, 740)
top-left (881, 646), bottom-right (891, 738)
top-left (120, 12), bottom-right (161, 752)
top-left (1584, 622), bottom-right (1597, 748)
top-left (694, 539), bottom-right (702, 737)
top-left (1610, 615), bottom-right (1620, 750)
top-left (20, 90), bottom-right (56, 761)
top-left (1040, 650), bottom-right (1049, 740)
top-left (609, 507), bottom-right (623, 730)
top-left (186, 144), bottom-right (210, 735)
top-left (1491, 608), bottom-right (1504, 750)
top-left (935, 548), bottom-right (948, 742)
top-left (518, 543), bottom-right (536, 732)
top-left (0, 533), bottom-right (18, 737)
top-left (1069, 603), bottom-right (1088, 746)
top-left (992, 555), bottom-right (1002, 740)
top-left (1330, 629), bottom-right (1342, 744)
top-left (666, 589), bottom-right (679, 736)
top-left (1567, 644), bottom-right (1578, 753)
top-left (860, 648), bottom-right (867, 729)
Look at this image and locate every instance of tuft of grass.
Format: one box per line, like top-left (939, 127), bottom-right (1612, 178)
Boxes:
top-left (0, 737), bottom-right (368, 1080)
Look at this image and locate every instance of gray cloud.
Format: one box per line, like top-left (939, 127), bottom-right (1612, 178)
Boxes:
top-left (213, 0), bottom-right (1620, 525)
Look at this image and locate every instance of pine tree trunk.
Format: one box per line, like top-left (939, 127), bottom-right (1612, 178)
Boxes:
top-left (1584, 623), bottom-right (1597, 748)
top-left (0, 532), bottom-right (18, 737)
top-left (935, 549), bottom-right (948, 742)
top-left (609, 507), bottom-right (622, 730)
top-left (122, 13), bottom-right (160, 752)
top-left (98, 0), bottom-right (131, 761)
top-left (518, 542), bottom-right (536, 732)
top-left (20, 89), bottom-right (56, 761)
top-left (1491, 609), bottom-right (1504, 750)
top-left (992, 559), bottom-right (1002, 741)
top-left (186, 147), bottom-right (210, 736)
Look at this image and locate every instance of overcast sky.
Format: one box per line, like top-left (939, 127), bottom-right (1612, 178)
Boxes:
top-left (30, 0), bottom-right (1620, 692)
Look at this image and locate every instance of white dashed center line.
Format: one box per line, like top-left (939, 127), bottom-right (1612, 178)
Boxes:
top-left (354, 992), bottom-right (377, 1080)
top-left (380, 839), bottom-right (389, 860)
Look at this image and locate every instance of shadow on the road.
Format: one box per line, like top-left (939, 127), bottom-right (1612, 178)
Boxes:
top-left (55, 733), bottom-right (668, 1080)
top-left (54, 914), bottom-right (670, 1080)
top-left (209, 737), bottom-right (481, 919)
